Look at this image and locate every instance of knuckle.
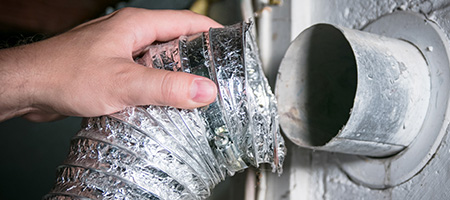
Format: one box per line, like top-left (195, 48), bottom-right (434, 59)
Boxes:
top-left (160, 72), bottom-right (177, 103)
top-left (110, 8), bottom-right (140, 24)
top-left (115, 7), bottom-right (137, 16)
top-left (159, 72), bottom-right (185, 105)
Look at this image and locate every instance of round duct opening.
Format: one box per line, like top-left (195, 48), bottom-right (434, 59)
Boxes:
top-left (279, 24), bottom-right (357, 147)
top-left (277, 22), bottom-right (430, 157)
top-left (277, 11), bottom-right (450, 189)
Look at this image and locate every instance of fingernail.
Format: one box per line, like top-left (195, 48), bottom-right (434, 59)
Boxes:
top-left (191, 78), bottom-right (216, 103)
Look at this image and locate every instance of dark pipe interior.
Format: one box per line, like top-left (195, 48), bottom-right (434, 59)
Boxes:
top-left (302, 25), bottom-right (357, 146)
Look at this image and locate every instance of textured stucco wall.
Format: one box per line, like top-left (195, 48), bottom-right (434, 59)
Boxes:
top-left (261, 0), bottom-right (450, 199)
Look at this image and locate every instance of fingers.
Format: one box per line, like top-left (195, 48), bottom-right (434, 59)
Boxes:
top-left (105, 8), bottom-right (223, 109)
top-left (147, 10), bottom-right (223, 41)
top-left (14, 9), bottom-right (222, 121)
top-left (118, 63), bottom-right (217, 109)
top-left (111, 8), bottom-right (223, 51)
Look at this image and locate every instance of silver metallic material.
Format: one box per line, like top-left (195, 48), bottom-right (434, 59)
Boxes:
top-left (44, 22), bottom-right (285, 200)
top-left (338, 11), bottom-right (450, 189)
top-left (257, 2), bottom-right (450, 199)
top-left (276, 22), bottom-right (430, 157)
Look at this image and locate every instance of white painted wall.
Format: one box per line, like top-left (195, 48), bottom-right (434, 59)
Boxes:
top-left (259, 0), bottom-right (450, 199)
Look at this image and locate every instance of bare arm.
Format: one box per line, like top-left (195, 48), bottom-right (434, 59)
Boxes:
top-left (0, 8), bottom-right (220, 122)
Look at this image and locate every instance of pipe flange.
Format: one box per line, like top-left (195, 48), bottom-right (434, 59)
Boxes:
top-left (337, 11), bottom-right (450, 189)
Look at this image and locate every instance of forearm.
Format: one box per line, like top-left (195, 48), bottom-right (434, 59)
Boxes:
top-left (0, 45), bottom-right (36, 121)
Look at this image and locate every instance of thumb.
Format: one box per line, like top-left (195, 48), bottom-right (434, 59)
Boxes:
top-left (120, 65), bottom-right (217, 109)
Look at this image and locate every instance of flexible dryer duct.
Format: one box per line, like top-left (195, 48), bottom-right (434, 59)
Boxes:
top-left (44, 22), bottom-right (286, 200)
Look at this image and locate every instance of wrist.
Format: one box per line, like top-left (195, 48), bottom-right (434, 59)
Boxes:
top-left (0, 45), bottom-right (37, 121)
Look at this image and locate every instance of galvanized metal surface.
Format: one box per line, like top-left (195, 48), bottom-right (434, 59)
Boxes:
top-left (276, 22), bottom-right (430, 157)
top-left (259, 0), bottom-right (450, 199)
top-left (337, 10), bottom-right (450, 189)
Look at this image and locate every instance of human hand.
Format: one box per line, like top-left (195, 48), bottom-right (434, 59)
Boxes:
top-left (0, 8), bottom-right (221, 122)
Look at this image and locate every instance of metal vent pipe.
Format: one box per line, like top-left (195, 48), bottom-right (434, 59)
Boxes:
top-left (276, 24), bottom-right (430, 157)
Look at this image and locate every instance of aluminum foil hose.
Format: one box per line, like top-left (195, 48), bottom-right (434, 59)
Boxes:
top-left (43, 22), bottom-right (286, 200)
